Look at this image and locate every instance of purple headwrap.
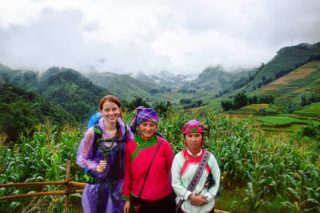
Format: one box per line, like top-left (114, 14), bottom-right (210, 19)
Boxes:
top-left (130, 106), bottom-right (159, 134)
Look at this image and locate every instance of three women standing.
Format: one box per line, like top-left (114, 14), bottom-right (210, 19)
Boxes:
top-left (77, 95), bottom-right (132, 213)
top-left (77, 97), bottom-right (220, 213)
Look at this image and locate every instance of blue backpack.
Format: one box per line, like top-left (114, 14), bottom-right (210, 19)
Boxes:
top-left (87, 112), bottom-right (102, 128)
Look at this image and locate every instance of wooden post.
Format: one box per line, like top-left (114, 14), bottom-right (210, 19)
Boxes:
top-left (64, 160), bottom-right (71, 213)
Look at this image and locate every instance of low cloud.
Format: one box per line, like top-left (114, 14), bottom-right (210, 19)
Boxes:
top-left (0, 0), bottom-right (319, 74)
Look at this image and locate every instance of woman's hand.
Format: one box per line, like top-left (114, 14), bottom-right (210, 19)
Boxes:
top-left (123, 200), bottom-right (130, 213)
top-left (189, 194), bottom-right (208, 206)
top-left (96, 160), bottom-right (107, 173)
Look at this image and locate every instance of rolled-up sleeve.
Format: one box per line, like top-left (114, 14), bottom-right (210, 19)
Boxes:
top-left (76, 128), bottom-right (98, 172)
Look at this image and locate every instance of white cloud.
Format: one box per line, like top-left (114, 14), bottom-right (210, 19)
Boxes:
top-left (0, 0), bottom-right (319, 74)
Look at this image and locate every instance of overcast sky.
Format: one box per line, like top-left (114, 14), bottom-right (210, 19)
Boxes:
top-left (0, 0), bottom-right (319, 74)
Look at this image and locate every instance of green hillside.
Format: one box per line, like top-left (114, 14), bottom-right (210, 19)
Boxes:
top-left (242, 42), bottom-right (320, 91)
top-left (254, 61), bottom-right (320, 105)
top-left (39, 67), bottom-right (109, 121)
top-left (178, 66), bottom-right (233, 93)
top-left (294, 102), bottom-right (320, 119)
top-left (177, 66), bottom-right (256, 96)
top-left (0, 66), bottom-right (109, 122)
top-left (84, 71), bottom-right (163, 102)
top-left (0, 83), bottom-right (74, 143)
top-left (0, 67), bottom-right (39, 91)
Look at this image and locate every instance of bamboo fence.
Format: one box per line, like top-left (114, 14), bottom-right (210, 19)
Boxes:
top-left (0, 160), bottom-right (85, 213)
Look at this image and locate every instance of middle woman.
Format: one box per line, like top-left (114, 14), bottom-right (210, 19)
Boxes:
top-left (122, 106), bottom-right (175, 213)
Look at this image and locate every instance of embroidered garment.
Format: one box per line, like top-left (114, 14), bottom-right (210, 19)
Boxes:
top-left (122, 135), bottom-right (174, 201)
top-left (171, 149), bottom-right (220, 213)
top-left (77, 117), bottom-right (132, 213)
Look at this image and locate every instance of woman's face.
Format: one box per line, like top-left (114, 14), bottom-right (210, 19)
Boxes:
top-left (138, 121), bottom-right (157, 140)
top-left (185, 132), bottom-right (203, 154)
top-left (101, 100), bottom-right (121, 125)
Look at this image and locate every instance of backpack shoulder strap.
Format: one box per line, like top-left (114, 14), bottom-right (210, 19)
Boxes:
top-left (92, 124), bottom-right (102, 158)
top-left (123, 124), bottom-right (128, 141)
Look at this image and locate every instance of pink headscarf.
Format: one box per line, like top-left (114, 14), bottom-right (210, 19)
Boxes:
top-left (182, 119), bottom-right (205, 144)
top-left (182, 119), bottom-right (205, 134)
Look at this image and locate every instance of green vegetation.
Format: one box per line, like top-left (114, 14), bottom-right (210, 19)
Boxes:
top-left (239, 104), bottom-right (279, 114)
top-left (295, 102), bottom-right (320, 119)
top-left (256, 115), bottom-right (308, 126)
top-left (1, 110), bottom-right (319, 212)
top-left (84, 71), bottom-right (162, 102)
top-left (0, 83), bottom-right (74, 143)
top-left (221, 93), bottom-right (274, 111)
top-left (0, 67), bottom-right (109, 122)
top-left (1, 41), bottom-right (320, 212)
top-left (223, 102), bottom-right (320, 135)
top-left (0, 123), bottom-right (83, 212)
top-left (254, 61), bottom-right (320, 106)
top-left (38, 67), bottom-right (109, 121)
top-left (243, 42), bottom-right (320, 91)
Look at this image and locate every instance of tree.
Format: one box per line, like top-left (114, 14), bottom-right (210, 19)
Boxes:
top-left (233, 93), bottom-right (248, 109)
top-left (153, 101), bottom-right (172, 117)
top-left (221, 100), bottom-right (233, 111)
top-left (128, 97), bottom-right (150, 112)
top-left (180, 99), bottom-right (192, 104)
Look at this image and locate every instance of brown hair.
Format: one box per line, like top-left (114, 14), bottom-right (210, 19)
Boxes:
top-left (99, 95), bottom-right (124, 119)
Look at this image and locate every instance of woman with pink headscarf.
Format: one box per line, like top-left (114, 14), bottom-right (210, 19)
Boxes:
top-left (171, 119), bottom-right (220, 213)
top-left (122, 106), bottom-right (175, 213)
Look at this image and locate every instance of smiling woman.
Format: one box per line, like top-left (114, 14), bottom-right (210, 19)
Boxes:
top-left (122, 106), bottom-right (176, 213)
top-left (138, 121), bottom-right (158, 140)
top-left (76, 95), bottom-right (132, 213)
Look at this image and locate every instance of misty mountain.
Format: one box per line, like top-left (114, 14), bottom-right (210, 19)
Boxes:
top-left (178, 66), bottom-right (232, 93)
top-left (176, 66), bottom-right (256, 97)
top-left (1, 41), bottom-right (320, 114)
top-left (0, 65), bottom-right (39, 91)
top-left (242, 42), bottom-right (320, 91)
top-left (83, 71), bottom-right (166, 101)
top-left (132, 70), bottom-right (194, 90)
top-left (38, 67), bottom-right (108, 120)
top-left (0, 66), bottom-right (108, 121)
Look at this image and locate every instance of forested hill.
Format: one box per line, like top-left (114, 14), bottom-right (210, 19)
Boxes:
top-left (0, 66), bottom-right (109, 122)
top-left (37, 67), bottom-right (108, 121)
top-left (0, 83), bottom-right (74, 142)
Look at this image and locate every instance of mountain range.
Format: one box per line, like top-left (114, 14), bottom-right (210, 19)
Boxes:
top-left (1, 41), bottom-right (320, 116)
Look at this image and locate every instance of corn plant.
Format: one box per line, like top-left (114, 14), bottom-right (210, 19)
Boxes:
top-left (1, 109), bottom-right (320, 212)
top-left (282, 169), bottom-right (320, 212)
top-left (0, 122), bottom-right (83, 212)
